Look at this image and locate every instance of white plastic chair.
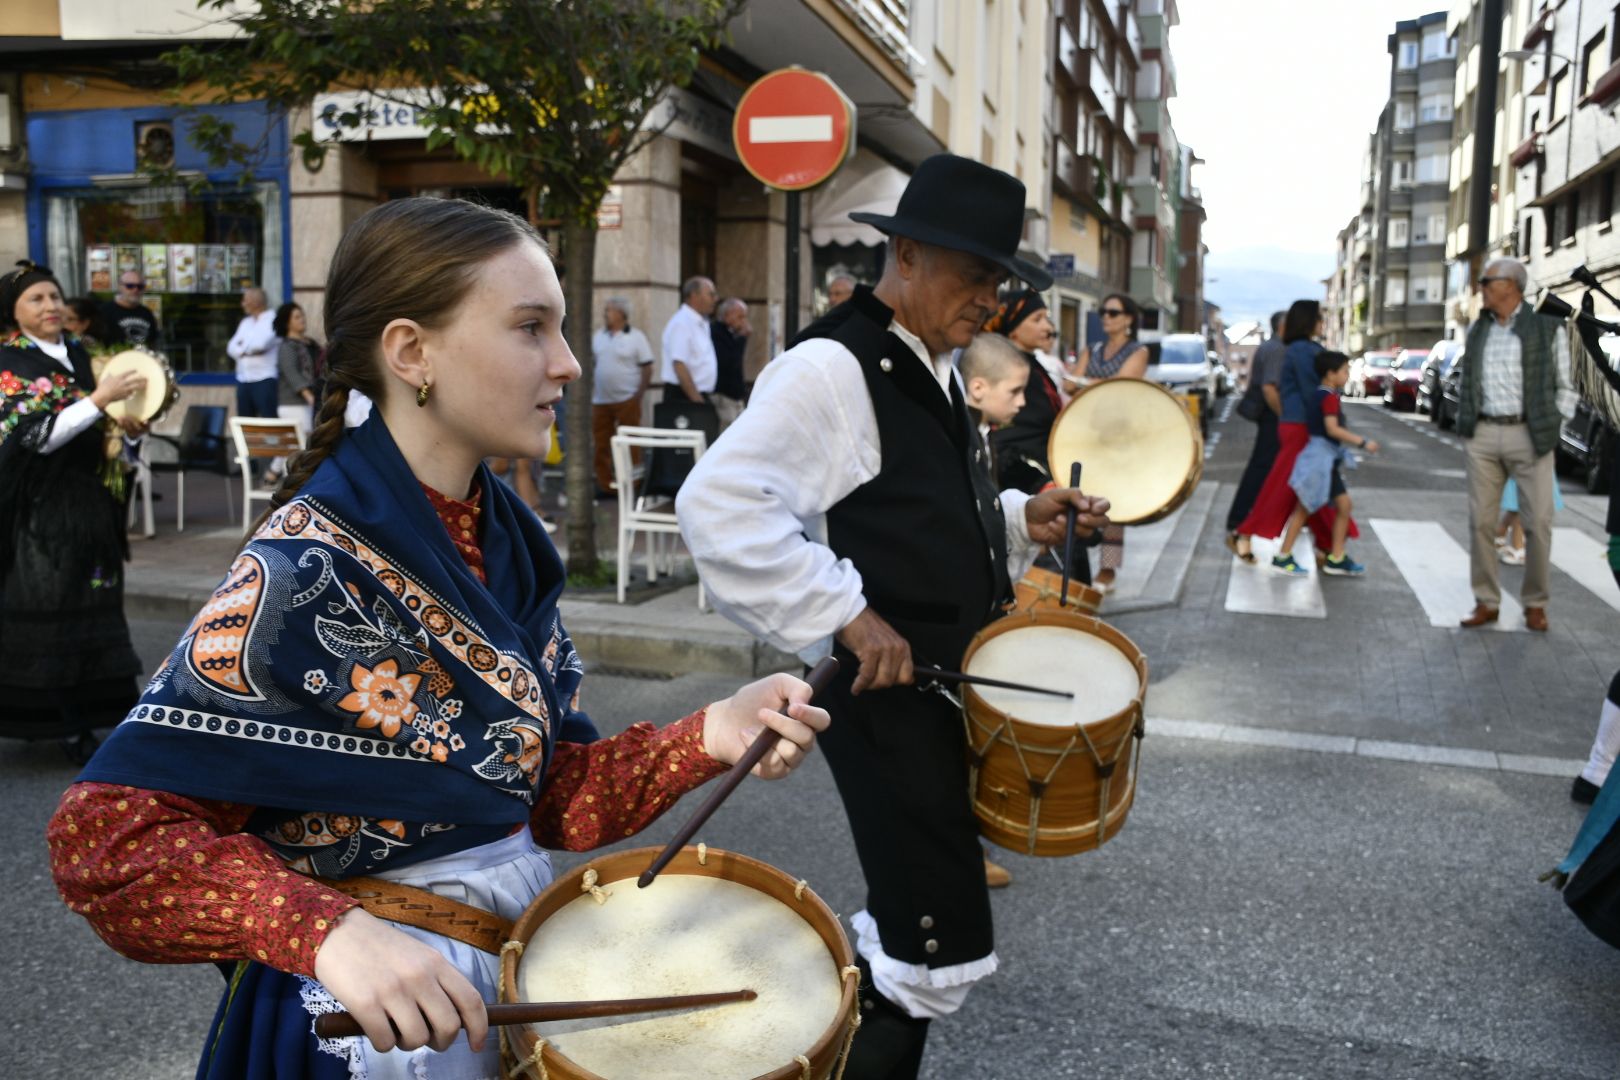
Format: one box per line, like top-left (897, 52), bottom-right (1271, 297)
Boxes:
top-left (125, 437), bottom-right (156, 539)
top-left (229, 417), bottom-right (306, 532)
top-left (609, 426), bottom-right (707, 609)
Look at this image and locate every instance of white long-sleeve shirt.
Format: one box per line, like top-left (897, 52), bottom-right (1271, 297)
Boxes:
top-left (227, 310), bottom-right (279, 384)
top-left (23, 334), bottom-right (104, 455)
top-left (676, 319), bottom-right (1041, 663)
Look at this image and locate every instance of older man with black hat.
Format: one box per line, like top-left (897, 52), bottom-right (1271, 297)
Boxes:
top-left (677, 155), bottom-right (1110, 1078)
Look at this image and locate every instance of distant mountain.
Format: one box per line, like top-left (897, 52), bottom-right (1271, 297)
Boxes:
top-left (1205, 247), bottom-right (1336, 325)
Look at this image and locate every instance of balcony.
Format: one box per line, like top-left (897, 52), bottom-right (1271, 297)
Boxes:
top-left (1052, 135), bottom-right (1099, 208)
top-left (1135, 97), bottom-right (1166, 137)
top-left (1585, 61), bottom-right (1620, 107)
top-left (1392, 129), bottom-right (1416, 152)
top-left (1509, 132), bottom-right (1542, 168)
top-left (1522, 6), bottom-right (1551, 50)
top-left (1119, 93), bottom-right (1140, 148)
top-left (1086, 49), bottom-right (1118, 118)
top-left (1053, 15), bottom-right (1082, 89)
top-left (828, 0), bottom-right (915, 73)
top-left (1120, 6), bottom-right (1142, 63)
top-left (1139, 11), bottom-right (1166, 51)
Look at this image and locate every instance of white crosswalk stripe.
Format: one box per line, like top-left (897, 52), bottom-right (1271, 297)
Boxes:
top-left (1223, 533), bottom-right (1326, 619)
top-left (1550, 526), bottom-right (1620, 612)
top-left (1371, 518), bottom-right (1527, 630)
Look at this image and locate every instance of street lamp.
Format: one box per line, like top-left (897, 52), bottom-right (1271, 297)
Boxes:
top-left (1500, 48), bottom-right (1575, 66)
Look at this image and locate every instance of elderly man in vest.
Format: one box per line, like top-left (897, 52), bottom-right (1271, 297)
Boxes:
top-left (1457, 256), bottom-right (1577, 632)
top-left (677, 155), bottom-right (1109, 1078)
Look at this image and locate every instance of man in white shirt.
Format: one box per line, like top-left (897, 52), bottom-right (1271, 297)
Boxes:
top-left (590, 297), bottom-right (655, 496)
top-left (227, 286), bottom-right (280, 420)
top-left (677, 154), bottom-right (1109, 1079)
top-left (660, 276), bottom-right (718, 404)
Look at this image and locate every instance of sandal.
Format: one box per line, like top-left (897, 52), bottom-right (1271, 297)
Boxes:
top-left (1224, 531), bottom-right (1256, 564)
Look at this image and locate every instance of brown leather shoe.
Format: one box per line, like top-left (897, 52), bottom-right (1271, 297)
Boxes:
top-left (983, 851), bottom-right (1011, 889)
top-left (1525, 606), bottom-right (1548, 632)
top-left (1460, 604), bottom-right (1500, 628)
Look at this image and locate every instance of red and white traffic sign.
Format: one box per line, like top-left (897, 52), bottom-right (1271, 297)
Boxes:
top-left (732, 68), bottom-right (855, 191)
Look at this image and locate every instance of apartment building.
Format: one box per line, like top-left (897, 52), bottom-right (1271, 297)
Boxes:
top-left (1367, 11), bottom-right (1458, 351)
top-left (1174, 142), bottom-right (1207, 334)
top-left (1130, 0), bottom-right (1182, 333)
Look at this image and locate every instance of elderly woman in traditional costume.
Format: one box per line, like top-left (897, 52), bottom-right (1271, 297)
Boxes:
top-left (48, 199), bottom-right (829, 1079)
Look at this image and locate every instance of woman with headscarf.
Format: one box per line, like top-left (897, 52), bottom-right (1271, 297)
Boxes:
top-left (0, 261), bottom-right (147, 760)
top-left (983, 288), bottom-right (1100, 588)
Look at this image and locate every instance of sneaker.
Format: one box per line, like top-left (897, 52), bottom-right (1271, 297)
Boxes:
top-left (1499, 546), bottom-right (1525, 566)
top-left (1322, 553), bottom-right (1366, 577)
top-left (1271, 554), bottom-right (1308, 577)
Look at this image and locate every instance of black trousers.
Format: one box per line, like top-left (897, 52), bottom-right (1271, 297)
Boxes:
top-left (1227, 411), bottom-right (1281, 532)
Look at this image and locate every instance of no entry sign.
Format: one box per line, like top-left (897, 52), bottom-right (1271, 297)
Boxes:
top-left (732, 68), bottom-right (855, 191)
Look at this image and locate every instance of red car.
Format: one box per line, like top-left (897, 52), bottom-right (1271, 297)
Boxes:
top-left (1382, 348), bottom-right (1427, 410)
top-left (1352, 349), bottom-right (1403, 398)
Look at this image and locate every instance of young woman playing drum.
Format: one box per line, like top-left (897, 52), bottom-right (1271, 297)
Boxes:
top-left (0, 261), bottom-right (147, 762)
top-left (48, 199), bottom-right (830, 1079)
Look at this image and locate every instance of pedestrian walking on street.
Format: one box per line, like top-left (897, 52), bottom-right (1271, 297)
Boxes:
top-left (1225, 310), bottom-right (1287, 562)
top-left (589, 296), bottom-right (654, 498)
top-left (1084, 292), bottom-right (1149, 594)
top-left (1238, 300), bottom-right (1354, 563)
top-left (1268, 350), bottom-right (1378, 577)
top-left (677, 153), bottom-right (1110, 1080)
top-left (1456, 257), bottom-right (1577, 632)
top-left (0, 260), bottom-right (147, 762)
top-left (711, 295), bottom-right (750, 431)
top-left (47, 197), bottom-right (831, 1080)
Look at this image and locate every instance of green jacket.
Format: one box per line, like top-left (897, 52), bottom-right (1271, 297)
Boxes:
top-left (1458, 302), bottom-right (1563, 456)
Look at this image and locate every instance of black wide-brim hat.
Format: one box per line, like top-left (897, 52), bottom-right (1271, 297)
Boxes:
top-left (850, 153), bottom-right (1053, 292)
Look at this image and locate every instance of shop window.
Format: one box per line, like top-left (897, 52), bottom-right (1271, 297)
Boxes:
top-left (45, 183), bottom-right (281, 373)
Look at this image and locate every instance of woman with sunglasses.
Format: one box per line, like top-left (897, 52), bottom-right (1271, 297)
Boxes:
top-left (1083, 293), bottom-right (1150, 592)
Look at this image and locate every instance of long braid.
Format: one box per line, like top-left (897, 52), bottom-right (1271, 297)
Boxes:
top-left (244, 375), bottom-right (352, 541)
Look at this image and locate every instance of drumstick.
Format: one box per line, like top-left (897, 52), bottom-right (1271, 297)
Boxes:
top-left (914, 664), bottom-right (1074, 700)
top-left (312, 989), bottom-right (758, 1038)
top-left (638, 656), bottom-right (840, 889)
top-left (1059, 462), bottom-right (1082, 607)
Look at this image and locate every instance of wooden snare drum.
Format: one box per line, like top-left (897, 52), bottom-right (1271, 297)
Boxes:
top-left (1047, 377), bottom-right (1202, 525)
top-left (99, 347), bottom-right (179, 424)
top-left (1011, 565), bottom-right (1102, 615)
top-left (962, 608), bottom-right (1149, 856)
top-left (501, 845), bottom-right (859, 1080)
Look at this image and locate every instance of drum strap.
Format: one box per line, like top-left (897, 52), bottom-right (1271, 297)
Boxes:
top-left (324, 875), bottom-right (513, 955)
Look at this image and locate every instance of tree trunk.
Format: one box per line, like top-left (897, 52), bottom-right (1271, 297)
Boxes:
top-left (560, 216), bottom-right (599, 576)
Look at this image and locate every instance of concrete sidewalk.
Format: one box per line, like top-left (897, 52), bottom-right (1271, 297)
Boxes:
top-left (122, 466), bottom-right (1220, 677)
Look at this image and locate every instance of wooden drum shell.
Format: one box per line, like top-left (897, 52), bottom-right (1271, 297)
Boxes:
top-left (962, 609), bottom-right (1149, 857)
top-left (500, 845), bottom-right (858, 1080)
top-left (1010, 566), bottom-right (1102, 615)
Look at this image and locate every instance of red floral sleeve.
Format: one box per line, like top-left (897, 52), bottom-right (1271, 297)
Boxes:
top-left (533, 710), bottom-right (729, 851)
top-left (47, 784), bottom-right (356, 977)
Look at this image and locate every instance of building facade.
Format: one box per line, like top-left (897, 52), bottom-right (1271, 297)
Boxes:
top-left (1131, 0), bottom-right (1182, 334)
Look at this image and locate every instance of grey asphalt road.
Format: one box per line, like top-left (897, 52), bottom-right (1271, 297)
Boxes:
top-left (6, 400), bottom-right (1619, 1078)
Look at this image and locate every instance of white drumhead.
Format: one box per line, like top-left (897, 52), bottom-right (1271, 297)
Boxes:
top-left (517, 874), bottom-right (841, 1078)
top-left (100, 349), bottom-right (173, 422)
top-left (965, 623), bottom-right (1140, 727)
top-left (1048, 379), bottom-right (1199, 524)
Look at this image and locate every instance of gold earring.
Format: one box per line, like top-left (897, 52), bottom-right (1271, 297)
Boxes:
top-left (416, 381), bottom-right (431, 407)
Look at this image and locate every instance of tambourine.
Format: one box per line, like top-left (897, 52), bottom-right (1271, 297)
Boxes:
top-left (99, 346), bottom-right (180, 424)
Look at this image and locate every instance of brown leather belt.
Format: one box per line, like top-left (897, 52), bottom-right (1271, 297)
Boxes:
top-left (325, 876), bottom-right (513, 955)
top-left (1478, 413), bottom-right (1527, 424)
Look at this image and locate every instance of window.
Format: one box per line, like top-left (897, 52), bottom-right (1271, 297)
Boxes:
top-left (1613, 4), bottom-right (1620, 65)
top-left (1546, 204), bottom-right (1558, 253)
top-left (1413, 213), bottom-right (1448, 244)
top-left (1386, 274), bottom-right (1407, 306)
top-left (1585, 30), bottom-right (1609, 98)
top-left (1602, 170), bottom-right (1618, 229)
top-left (1419, 94), bottom-right (1453, 123)
top-left (1551, 70), bottom-right (1570, 123)
top-left (1521, 213), bottom-right (1535, 256)
top-left (1393, 158), bottom-right (1414, 188)
top-left (1412, 274), bottom-right (1444, 303)
top-left (1398, 41), bottom-right (1418, 69)
top-left (1416, 153), bottom-right (1448, 183)
top-left (1395, 101), bottom-right (1416, 130)
top-left (1388, 217), bottom-right (1410, 247)
top-left (1421, 29), bottom-right (1452, 61)
top-left (1565, 191), bottom-right (1581, 243)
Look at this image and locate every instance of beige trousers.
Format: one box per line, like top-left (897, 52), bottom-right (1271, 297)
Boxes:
top-left (1466, 422), bottom-right (1555, 608)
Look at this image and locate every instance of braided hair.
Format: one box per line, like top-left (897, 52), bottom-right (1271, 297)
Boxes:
top-left (247, 198), bottom-right (547, 539)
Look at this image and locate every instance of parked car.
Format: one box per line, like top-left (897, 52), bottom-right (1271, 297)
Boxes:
top-left (1382, 349), bottom-right (1427, 411)
top-left (1349, 349), bottom-right (1403, 398)
top-left (1418, 339), bottom-right (1462, 417)
top-left (1435, 360), bottom-right (1461, 429)
top-left (1212, 355), bottom-right (1236, 398)
top-left (1148, 333), bottom-right (1218, 439)
top-left (1558, 402), bottom-right (1611, 494)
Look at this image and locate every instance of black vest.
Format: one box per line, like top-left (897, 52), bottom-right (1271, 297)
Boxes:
top-left (802, 288), bottom-right (1010, 667)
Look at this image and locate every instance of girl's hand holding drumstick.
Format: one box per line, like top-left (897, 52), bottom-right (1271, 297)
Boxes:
top-left (703, 672), bottom-right (830, 780)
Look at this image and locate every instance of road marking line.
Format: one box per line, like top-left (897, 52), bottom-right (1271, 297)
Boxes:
top-left (748, 115), bottom-right (834, 143)
top-left (1224, 532), bottom-right (1326, 619)
top-left (1551, 526), bottom-right (1620, 611)
top-left (1108, 502), bottom-right (1184, 601)
top-left (1369, 518), bottom-right (1526, 631)
top-left (1149, 716), bottom-right (1583, 778)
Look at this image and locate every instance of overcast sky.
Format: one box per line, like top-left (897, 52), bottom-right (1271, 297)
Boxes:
top-left (1172, 0), bottom-right (1452, 271)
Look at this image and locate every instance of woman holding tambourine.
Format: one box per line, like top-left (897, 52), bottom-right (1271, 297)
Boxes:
top-left (0, 260), bottom-right (147, 761)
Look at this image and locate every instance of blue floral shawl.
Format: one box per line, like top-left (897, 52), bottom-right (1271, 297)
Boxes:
top-left (79, 414), bottom-right (599, 877)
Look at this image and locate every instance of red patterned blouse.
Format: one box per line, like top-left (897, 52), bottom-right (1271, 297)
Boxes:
top-left (48, 482), bottom-right (726, 977)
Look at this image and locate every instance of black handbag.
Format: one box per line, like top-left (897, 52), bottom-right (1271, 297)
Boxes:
top-left (1236, 389), bottom-right (1266, 422)
top-left (645, 397), bottom-right (720, 497)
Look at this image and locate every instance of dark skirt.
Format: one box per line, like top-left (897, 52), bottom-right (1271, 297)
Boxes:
top-left (1566, 818), bottom-right (1620, 950)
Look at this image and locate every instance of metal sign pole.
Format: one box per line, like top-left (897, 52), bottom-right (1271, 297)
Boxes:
top-left (785, 189), bottom-right (801, 343)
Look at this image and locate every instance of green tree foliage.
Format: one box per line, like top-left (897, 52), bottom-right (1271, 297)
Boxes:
top-left (168, 0), bottom-right (742, 573)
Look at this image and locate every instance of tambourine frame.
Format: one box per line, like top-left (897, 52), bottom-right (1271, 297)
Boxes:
top-left (98, 345), bottom-right (181, 425)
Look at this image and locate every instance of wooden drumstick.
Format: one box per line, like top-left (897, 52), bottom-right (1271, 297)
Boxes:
top-left (1059, 462), bottom-right (1082, 606)
top-left (914, 664), bottom-right (1074, 700)
top-left (312, 989), bottom-right (758, 1038)
top-left (638, 656), bottom-right (840, 889)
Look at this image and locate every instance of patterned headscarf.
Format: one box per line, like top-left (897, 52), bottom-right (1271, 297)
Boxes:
top-left (0, 260), bottom-right (61, 331)
top-left (982, 288), bottom-right (1046, 336)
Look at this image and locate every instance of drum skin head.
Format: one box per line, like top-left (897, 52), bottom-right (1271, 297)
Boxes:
top-left (1047, 378), bottom-right (1200, 525)
top-left (100, 347), bottom-right (177, 423)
